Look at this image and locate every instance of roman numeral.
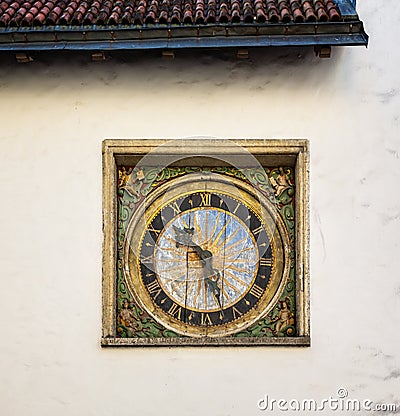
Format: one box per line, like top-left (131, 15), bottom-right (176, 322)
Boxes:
top-left (249, 284), bottom-right (264, 299)
top-left (232, 306), bottom-right (243, 319)
top-left (169, 201), bottom-right (181, 214)
top-left (146, 280), bottom-right (162, 300)
top-left (147, 225), bottom-right (161, 235)
top-left (200, 313), bottom-right (213, 326)
top-left (168, 303), bottom-right (182, 320)
top-left (260, 258), bottom-right (272, 267)
top-left (252, 225), bottom-right (264, 236)
top-left (140, 254), bottom-right (153, 264)
top-left (233, 202), bottom-right (241, 214)
top-left (200, 193), bottom-right (211, 207)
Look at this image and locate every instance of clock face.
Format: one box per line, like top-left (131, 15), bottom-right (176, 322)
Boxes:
top-left (154, 200), bottom-right (260, 313)
top-left (123, 173), bottom-right (288, 337)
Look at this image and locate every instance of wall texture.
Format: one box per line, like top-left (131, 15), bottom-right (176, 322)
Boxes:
top-left (1, 1), bottom-right (399, 415)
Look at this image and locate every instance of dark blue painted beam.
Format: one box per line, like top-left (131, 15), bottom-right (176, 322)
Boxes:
top-left (0, 33), bottom-right (368, 51)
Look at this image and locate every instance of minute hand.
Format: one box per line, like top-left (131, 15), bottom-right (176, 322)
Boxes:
top-left (172, 226), bottom-right (223, 311)
top-left (195, 249), bottom-right (223, 313)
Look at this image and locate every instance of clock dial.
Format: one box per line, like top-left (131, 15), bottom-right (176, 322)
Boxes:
top-left (154, 205), bottom-right (259, 312)
top-left (124, 173), bottom-right (288, 337)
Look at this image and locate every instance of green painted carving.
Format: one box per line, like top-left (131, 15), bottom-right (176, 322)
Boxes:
top-left (118, 167), bottom-right (155, 202)
top-left (116, 167), bottom-right (182, 338)
top-left (155, 166), bottom-right (201, 181)
top-left (233, 167), bottom-right (296, 338)
top-left (210, 166), bottom-right (247, 181)
top-left (117, 298), bottom-right (179, 338)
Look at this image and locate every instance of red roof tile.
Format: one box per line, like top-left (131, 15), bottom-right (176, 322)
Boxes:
top-left (0, 0), bottom-right (341, 27)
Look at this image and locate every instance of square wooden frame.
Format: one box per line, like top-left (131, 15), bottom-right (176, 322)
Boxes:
top-left (102, 139), bottom-right (310, 347)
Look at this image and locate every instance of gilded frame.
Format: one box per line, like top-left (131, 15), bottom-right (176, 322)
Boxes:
top-left (102, 139), bottom-right (310, 347)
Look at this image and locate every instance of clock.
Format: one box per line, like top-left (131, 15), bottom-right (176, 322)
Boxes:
top-left (123, 172), bottom-right (289, 337)
top-left (102, 139), bottom-right (310, 347)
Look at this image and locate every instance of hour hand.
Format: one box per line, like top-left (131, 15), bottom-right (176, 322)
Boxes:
top-left (172, 225), bottom-right (195, 248)
top-left (172, 225), bottom-right (212, 263)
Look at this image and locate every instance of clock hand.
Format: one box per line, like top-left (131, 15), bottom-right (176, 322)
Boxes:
top-left (196, 248), bottom-right (223, 313)
top-left (172, 225), bottom-right (196, 247)
top-left (204, 270), bottom-right (224, 314)
top-left (172, 225), bottom-right (210, 260)
top-left (173, 225), bottom-right (224, 313)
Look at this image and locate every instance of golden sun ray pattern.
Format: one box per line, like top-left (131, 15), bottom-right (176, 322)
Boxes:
top-left (155, 208), bottom-right (258, 312)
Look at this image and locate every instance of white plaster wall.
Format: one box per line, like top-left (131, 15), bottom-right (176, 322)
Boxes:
top-left (0, 1), bottom-right (399, 415)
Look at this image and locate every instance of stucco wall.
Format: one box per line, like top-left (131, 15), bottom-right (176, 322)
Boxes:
top-left (1, 1), bottom-right (399, 415)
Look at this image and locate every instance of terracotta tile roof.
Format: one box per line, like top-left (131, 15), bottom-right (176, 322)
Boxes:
top-left (0, 0), bottom-right (342, 27)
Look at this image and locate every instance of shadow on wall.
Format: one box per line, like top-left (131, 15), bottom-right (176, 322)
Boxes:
top-left (0, 46), bottom-right (347, 91)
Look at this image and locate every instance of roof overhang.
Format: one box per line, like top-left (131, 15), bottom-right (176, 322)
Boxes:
top-left (0, 21), bottom-right (368, 52)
